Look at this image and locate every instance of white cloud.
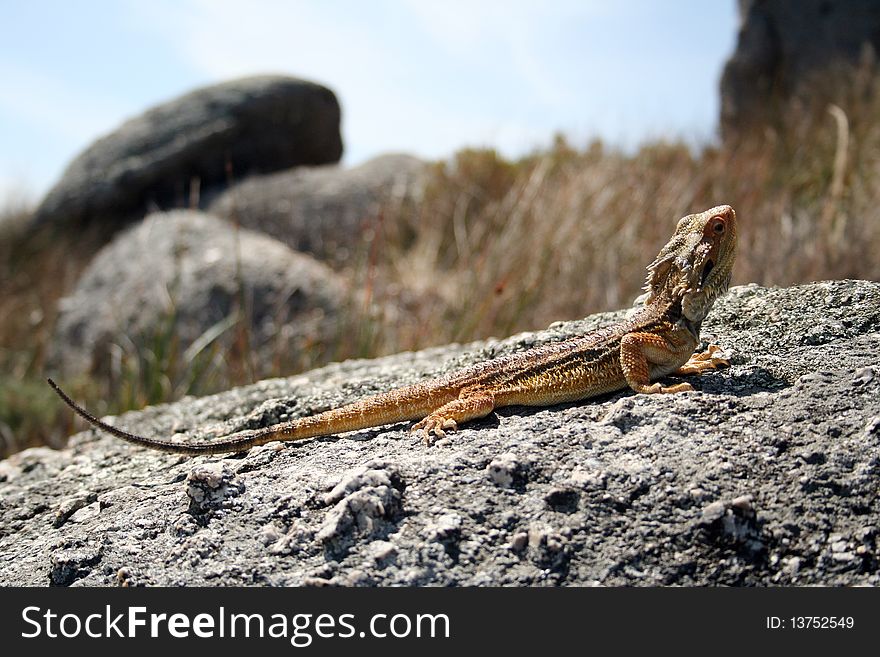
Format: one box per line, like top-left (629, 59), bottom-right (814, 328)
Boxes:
top-left (128, 0), bottom-right (609, 163)
top-left (0, 60), bottom-right (125, 142)
top-left (399, 0), bottom-right (608, 109)
top-left (0, 60), bottom-right (134, 195)
top-left (0, 172), bottom-right (33, 208)
top-left (399, 0), bottom-right (602, 53)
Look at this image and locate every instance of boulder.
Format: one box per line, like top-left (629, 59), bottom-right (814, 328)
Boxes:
top-left (721, 0), bottom-right (880, 136)
top-left (5, 280), bottom-right (878, 586)
top-left (208, 153), bottom-right (427, 263)
top-left (33, 76), bottom-right (343, 230)
top-left (49, 210), bottom-right (348, 381)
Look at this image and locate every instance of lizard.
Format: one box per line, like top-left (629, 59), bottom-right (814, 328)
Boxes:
top-left (48, 204), bottom-right (737, 455)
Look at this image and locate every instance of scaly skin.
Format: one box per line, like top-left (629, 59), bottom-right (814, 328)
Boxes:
top-left (49, 205), bottom-right (737, 454)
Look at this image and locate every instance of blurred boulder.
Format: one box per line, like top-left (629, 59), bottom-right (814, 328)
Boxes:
top-left (209, 154), bottom-right (427, 264)
top-left (33, 76), bottom-right (343, 231)
top-left (49, 210), bottom-right (348, 380)
top-left (721, 0), bottom-right (880, 137)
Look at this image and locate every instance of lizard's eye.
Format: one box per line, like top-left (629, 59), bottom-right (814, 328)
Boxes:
top-left (710, 217), bottom-right (725, 234)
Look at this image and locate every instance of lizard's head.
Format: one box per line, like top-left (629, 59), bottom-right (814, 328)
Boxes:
top-left (643, 205), bottom-right (737, 322)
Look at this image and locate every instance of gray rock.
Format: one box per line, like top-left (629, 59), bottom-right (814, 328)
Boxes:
top-left (186, 462), bottom-right (245, 517)
top-left (2, 280), bottom-right (879, 585)
top-left (33, 76), bottom-right (342, 231)
top-left (721, 0), bottom-right (880, 136)
top-left (208, 153), bottom-right (427, 263)
top-left (487, 452), bottom-right (529, 489)
top-left (49, 210), bottom-right (347, 380)
top-left (316, 460), bottom-right (405, 556)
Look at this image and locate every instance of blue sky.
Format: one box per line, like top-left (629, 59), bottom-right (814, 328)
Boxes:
top-left (0, 1), bottom-right (738, 201)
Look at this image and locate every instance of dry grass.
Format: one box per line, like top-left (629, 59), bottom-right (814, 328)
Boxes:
top-left (361, 93), bottom-right (880, 351)
top-left (2, 75), bottom-right (880, 457)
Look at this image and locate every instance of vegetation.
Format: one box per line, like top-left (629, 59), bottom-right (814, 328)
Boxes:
top-left (2, 79), bottom-right (879, 458)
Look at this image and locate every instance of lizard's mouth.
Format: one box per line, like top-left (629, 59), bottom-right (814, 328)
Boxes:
top-left (700, 259), bottom-right (714, 287)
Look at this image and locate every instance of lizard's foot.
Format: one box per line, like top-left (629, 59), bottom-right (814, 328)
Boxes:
top-left (409, 393), bottom-right (495, 445)
top-left (637, 381), bottom-right (695, 394)
top-left (675, 344), bottom-right (730, 376)
top-left (411, 416), bottom-right (458, 445)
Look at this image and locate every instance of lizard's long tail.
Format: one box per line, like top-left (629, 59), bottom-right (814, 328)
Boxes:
top-left (48, 378), bottom-right (450, 455)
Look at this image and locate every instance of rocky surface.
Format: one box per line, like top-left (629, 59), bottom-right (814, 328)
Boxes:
top-left (49, 210), bottom-right (348, 380)
top-left (32, 75), bottom-right (342, 231)
top-left (721, 0), bottom-right (880, 136)
top-left (209, 154), bottom-right (427, 264)
top-left (2, 280), bottom-right (878, 586)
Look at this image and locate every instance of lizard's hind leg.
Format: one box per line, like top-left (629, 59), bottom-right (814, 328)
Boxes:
top-left (411, 392), bottom-right (495, 443)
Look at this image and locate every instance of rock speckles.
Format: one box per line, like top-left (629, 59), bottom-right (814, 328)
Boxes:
top-left (49, 542), bottom-right (103, 586)
top-left (487, 453), bottom-right (530, 489)
top-left (186, 463), bottom-right (244, 516)
top-left (316, 461), bottom-right (405, 555)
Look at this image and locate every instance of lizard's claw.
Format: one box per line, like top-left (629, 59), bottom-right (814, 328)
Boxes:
top-left (643, 381), bottom-right (695, 394)
top-left (675, 344), bottom-right (730, 375)
top-left (411, 416), bottom-right (458, 445)
top-left (660, 381), bottom-right (694, 394)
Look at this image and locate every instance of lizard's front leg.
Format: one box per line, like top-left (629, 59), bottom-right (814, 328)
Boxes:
top-left (619, 331), bottom-right (697, 394)
top-left (411, 391), bottom-right (495, 443)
